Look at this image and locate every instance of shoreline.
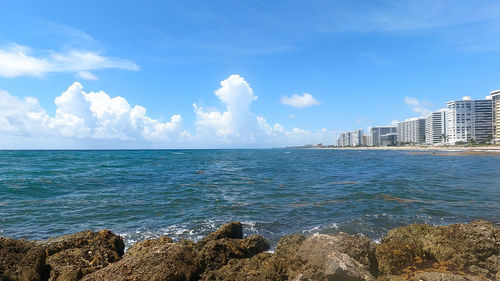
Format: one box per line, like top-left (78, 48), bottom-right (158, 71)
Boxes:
top-left (305, 145), bottom-right (500, 153)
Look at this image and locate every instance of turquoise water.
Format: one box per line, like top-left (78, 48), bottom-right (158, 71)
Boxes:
top-left (1, 149), bottom-right (499, 247)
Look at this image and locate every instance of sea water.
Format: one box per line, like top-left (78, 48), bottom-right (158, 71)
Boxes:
top-left (1, 149), bottom-right (499, 247)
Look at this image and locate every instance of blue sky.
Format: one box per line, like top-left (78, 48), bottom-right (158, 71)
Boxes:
top-left (1, 0), bottom-right (500, 148)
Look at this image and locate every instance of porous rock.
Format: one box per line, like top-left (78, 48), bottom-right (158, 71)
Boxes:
top-left (81, 235), bottom-right (202, 281)
top-left (0, 237), bottom-right (46, 281)
top-left (40, 230), bottom-right (124, 281)
top-left (288, 233), bottom-right (377, 281)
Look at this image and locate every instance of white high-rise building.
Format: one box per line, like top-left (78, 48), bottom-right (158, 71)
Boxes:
top-left (446, 96), bottom-right (492, 144)
top-left (425, 110), bottom-right (447, 145)
top-left (368, 126), bottom-right (397, 146)
top-left (397, 118), bottom-right (426, 145)
top-left (491, 90), bottom-right (500, 143)
top-left (337, 129), bottom-right (363, 147)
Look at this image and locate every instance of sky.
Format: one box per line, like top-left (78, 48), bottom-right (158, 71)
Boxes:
top-left (1, 0), bottom-right (500, 148)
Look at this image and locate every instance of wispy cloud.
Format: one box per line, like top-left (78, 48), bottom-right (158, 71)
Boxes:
top-left (404, 96), bottom-right (432, 116)
top-left (281, 93), bottom-right (319, 108)
top-left (0, 43), bottom-right (139, 78)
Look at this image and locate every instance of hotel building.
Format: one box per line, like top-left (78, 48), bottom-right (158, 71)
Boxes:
top-left (397, 118), bottom-right (426, 145)
top-left (446, 96), bottom-right (492, 144)
top-left (425, 110), bottom-right (447, 145)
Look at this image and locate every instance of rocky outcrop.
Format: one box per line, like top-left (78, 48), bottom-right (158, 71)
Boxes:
top-left (0, 237), bottom-right (46, 281)
top-left (287, 233), bottom-right (377, 281)
top-left (82, 222), bottom-right (270, 281)
top-left (81, 236), bottom-right (203, 281)
top-left (39, 230), bottom-right (125, 281)
top-left (1, 220), bottom-right (499, 281)
top-left (377, 220), bottom-right (500, 280)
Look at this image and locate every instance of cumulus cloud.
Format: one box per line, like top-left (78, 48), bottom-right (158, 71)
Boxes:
top-left (404, 96), bottom-right (432, 116)
top-left (0, 43), bottom-right (138, 78)
top-left (1, 75), bottom-right (334, 148)
top-left (281, 93), bottom-right (319, 108)
top-left (194, 75), bottom-right (333, 146)
top-left (0, 82), bottom-right (183, 143)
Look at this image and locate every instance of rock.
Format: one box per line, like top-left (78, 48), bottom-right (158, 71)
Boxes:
top-left (0, 237), bottom-right (47, 281)
top-left (199, 222), bottom-right (243, 245)
top-left (202, 252), bottom-right (282, 281)
top-left (290, 248), bottom-right (376, 281)
top-left (199, 235), bottom-right (270, 271)
top-left (421, 220), bottom-right (500, 276)
top-left (40, 230), bottom-right (125, 281)
top-left (410, 272), bottom-right (488, 281)
top-left (375, 240), bottom-right (421, 276)
top-left (82, 236), bottom-right (202, 281)
top-left (275, 234), bottom-right (306, 258)
top-left (378, 220), bottom-right (500, 279)
top-left (289, 233), bottom-right (377, 276)
top-left (288, 233), bottom-right (377, 281)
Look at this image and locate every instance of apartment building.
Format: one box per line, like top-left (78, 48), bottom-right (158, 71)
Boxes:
top-left (491, 90), bottom-right (500, 143)
top-left (397, 118), bottom-right (426, 145)
top-left (425, 110), bottom-right (447, 145)
top-left (337, 129), bottom-right (363, 147)
top-left (369, 126), bottom-right (397, 146)
top-left (446, 96), bottom-right (492, 144)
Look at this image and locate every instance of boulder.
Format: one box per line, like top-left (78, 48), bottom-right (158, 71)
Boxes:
top-left (378, 220), bottom-right (500, 279)
top-left (0, 237), bottom-right (46, 281)
top-left (289, 233), bottom-right (377, 275)
top-left (40, 230), bottom-right (124, 281)
top-left (199, 235), bottom-right (270, 271)
top-left (288, 233), bottom-right (377, 281)
top-left (202, 252), bottom-right (282, 281)
top-left (198, 222), bottom-right (243, 245)
top-left (410, 272), bottom-right (488, 281)
top-left (81, 235), bottom-right (202, 281)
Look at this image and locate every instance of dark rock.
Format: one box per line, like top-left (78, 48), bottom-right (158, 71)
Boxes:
top-left (82, 236), bottom-right (202, 281)
top-left (39, 230), bottom-right (124, 281)
top-left (202, 252), bottom-right (282, 281)
top-left (199, 235), bottom-right (270, 271)
top-left (275, 234), bottom-right (306, 258)
top-left (0, 237), bottom-right (46, 281)
top-left (198, 222), bottom-right (243, 245)
top-left (288, 234), bottom-right (377, 281)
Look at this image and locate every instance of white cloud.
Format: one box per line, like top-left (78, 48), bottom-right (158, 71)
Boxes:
top-left (0, 75), bottom-right (334, 148)
top-left (0, 43), bottom-right (138, 78)
top-left (281, 93), bottom-right (319, 108)
top-left (0, 82), bottom-right (182, 144)
top-left (404, 96), bottom-right (432, 116)
top-left (76, 71), bottom-right (98, 80)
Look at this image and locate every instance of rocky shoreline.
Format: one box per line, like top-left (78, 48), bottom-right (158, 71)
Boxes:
top-left (1, 220), bottom-right (499, 281)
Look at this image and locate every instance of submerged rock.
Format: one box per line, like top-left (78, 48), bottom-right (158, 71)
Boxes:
top-left (40, 230), bottom-right (124, 281)
top-left (0, 237), bottom-right (46, 281)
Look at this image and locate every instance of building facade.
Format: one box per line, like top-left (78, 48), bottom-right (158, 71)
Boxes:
top-left (397, 118), bottom-right (426, 145)
top-left (425, 110), bottom-right (447, 145)
top-left (368, 126), bottom-right (397, 146)
top-left (491, 90), bottom-right (500, 143)
top-left (337, 129), bottom-right (363, 147)
top-left (446, 97), bottom-right (492, 144)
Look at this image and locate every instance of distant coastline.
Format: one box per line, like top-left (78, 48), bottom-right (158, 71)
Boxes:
top-left (295, 144), bottom-right (500, 153)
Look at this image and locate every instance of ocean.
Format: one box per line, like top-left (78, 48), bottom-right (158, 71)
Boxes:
top-left (1, 149), bottom-right (499, 248)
